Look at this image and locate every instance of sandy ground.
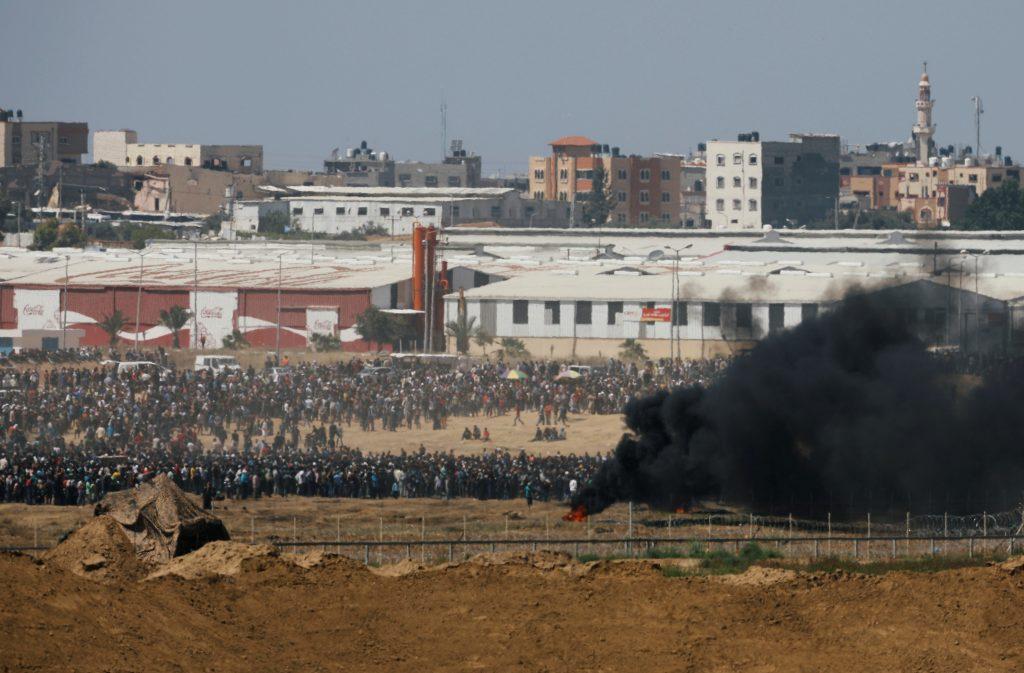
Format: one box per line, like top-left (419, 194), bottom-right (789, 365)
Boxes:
top-left (3, 546), bottom-right (1024, 672)
top-left (321, 411), bottom-right (625, 456)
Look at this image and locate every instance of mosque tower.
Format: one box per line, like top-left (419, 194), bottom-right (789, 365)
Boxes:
top-left (912, 62), bottom-right (935, 165)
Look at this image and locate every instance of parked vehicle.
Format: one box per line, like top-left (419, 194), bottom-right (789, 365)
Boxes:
top-left (194, 355), bottom-right (241, 373)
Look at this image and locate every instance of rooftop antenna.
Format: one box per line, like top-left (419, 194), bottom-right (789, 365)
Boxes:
top-left (971, 96), bottom-right (984, 157)
top-left (441, 93), bottom-right (448, 161)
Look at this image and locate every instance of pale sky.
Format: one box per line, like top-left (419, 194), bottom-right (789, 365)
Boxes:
top-left (2, 0), bottom-right (1021, 174)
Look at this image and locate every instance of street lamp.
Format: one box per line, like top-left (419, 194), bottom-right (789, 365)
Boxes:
top-left (960, 249), bottom-right (989, 354)
top-left (275, 251), bottom-right (288, 366)
top-left (61, 254), bottom-right (70, 349)
top-left (664, 244), bottom-right (694, 361)
top-left (133, 249), bottom-right (152, 351)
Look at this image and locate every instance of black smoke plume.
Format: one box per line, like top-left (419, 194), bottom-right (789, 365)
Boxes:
top-left (572, 292), bottom-right (1024, 518)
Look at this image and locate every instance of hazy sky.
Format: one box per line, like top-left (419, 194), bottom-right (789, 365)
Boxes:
top-left (2, 1), bottom-right (1022, 174)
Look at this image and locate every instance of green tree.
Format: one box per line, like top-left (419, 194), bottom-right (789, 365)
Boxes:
top-left (581, 165), bottom-right (618, 227)
top-left (221, 329), bottom-right (250, 350)
top-left (52, 222), bottom-right (85, 248)
top-left (474, 328), bottom-right (494, 355)
top-left (445, 313), bottom-right (481, 354)
top-left (497, 337), bottom-right (529, 361)
top-left (310, 332), bottom-right (342, 351)
top-left (259, 210), bottom-right (293, 235)
top-left (130, 224), bottom-right (176, 249)
top-left (0, 188), bottom-right (11, 233)
top-left (32, 217), bottom-right (59, 250)
top-left (837, 208), bottom-right (914, 230)
top-left (955, 180), bottom-right (1024, 230)
top-left (619, 338), bottom-right (647, 362)
top-left (355, 306), bottom-right (397, 351)
top-left (159, 306), bottom-right (191, 349)
top-left (93, 160), bottom-right (117, 169)
top-left (97, 309), bottom-right (127, 346)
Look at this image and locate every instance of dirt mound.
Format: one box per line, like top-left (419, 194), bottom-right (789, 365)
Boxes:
top-left (146, 541), bottom-right (280, 580)
top-left (94, 474), bottom-right (230, 564)
top-left (715, 565), bottom-right (798, 587)
top-left (997, 556), bottom-right (1024, 575)
top-left (464, 549), bottom-right (575, 570)
top-left (371, 558), bottom-right (430, 577)
top-left (42, 515), bottom-right (149, 581)
top-left (293, 549), bottom-right (367, 573)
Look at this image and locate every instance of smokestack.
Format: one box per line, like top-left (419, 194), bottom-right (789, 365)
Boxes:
top-left (412, 225), bottom-right (426, 311)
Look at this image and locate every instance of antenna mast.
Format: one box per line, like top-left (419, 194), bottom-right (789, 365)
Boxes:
top-left (971, 96), bottom-right (984, 157)
top-left (441, 95), bottom-right (448, 161)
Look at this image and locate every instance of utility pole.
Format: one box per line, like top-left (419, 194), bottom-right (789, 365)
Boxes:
top-left (276, 253), bottom-right (283, 365)
top-left (62, 255), bottom-right (69, 349)
top-left (134, 251), bottom-right (146, 350)
top-left (192, 240), bottom-right (199, 349)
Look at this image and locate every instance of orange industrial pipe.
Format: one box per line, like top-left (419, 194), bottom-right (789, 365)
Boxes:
top-left (412, 224), bottom-right (425, 311)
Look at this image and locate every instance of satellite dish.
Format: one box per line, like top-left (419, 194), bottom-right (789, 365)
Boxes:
top-left (646, 249), bottom-right (665, 261)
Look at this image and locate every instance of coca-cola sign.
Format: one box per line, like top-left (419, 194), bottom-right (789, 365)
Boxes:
top-left (200, 307), bottom-right (223, 319)
top-left (22, 305), bottom-right (45, 316)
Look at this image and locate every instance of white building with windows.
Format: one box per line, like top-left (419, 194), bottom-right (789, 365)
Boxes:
top-left (706, 133), bottom-right (840, 230)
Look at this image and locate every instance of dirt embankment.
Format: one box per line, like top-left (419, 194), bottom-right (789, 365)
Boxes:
top-left (3, 546), bottom-right (1024, 673)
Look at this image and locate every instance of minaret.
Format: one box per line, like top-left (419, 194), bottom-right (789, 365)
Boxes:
top-left (913, 62), bottom-right (935, 165)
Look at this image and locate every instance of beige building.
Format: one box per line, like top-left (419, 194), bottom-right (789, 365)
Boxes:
top-left (893, 160), bottom-right (1021, 227)
top-left (94, 130), bottom-right (262, 173)
top-left (528, 136), bottom-right (681, 226)
top-left (0, 109), bottom-right (88, 167)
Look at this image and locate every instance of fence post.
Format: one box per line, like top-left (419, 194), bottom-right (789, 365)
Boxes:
top-left (448, 542), bottom-right (454, 562)
top-left (867, 512), bottom-right (871, 540)
top-left (891, 538), bottom-right (896, 559)
top-left (827, 512), bottom-right (832, 556)
top-left (421, 516), bottom-right (426, 564)
top-left (504, 515), bottom-right (509, 539)
top-left (490, 542), bottom-right (496, 553)
top-left (293, 516), bottom-right (297, 544)
top-left (788, 513), bottom-right (793, 539)
top-left (813, 539), bottom-right (819, 559)
top-left (463, 515), bottom-right (468, 541)
top-left (545, 514), bottom-right (549, 541)
top-left (336, 515), bottom-right (341, 555)
top-left (531, 541), bottom-right (537, 553)
top-left (574, 542), bottom-right (579, 558)
top-left (969, 537), bottom-right (974, 559)
top-left (854, 539), bottom-right (859, 559)
top-left (749, 513), bottom-right (754, 539)
top-left (251, 515), bottom-right (255, 545)
top-left (364, 544), bottom-right (370, 565)
top-left (708, 514), bottom-right (712, 540)
top-left (406, 543), bottom-right (411, 559)
top-left (943, 512), bottom-right (948, 538)
top-left (983, 512), bottom-right (987, 538)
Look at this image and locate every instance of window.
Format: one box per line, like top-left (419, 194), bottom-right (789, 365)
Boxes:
top-left (59, 136), bottom-right (68, 146)
top-left (576, 301), bottom-right (592, 325)
top-left (732, 199), bottom-right (741, 211)
top-left (639, 212), bottom-right (650, 223)
top-left (154, 197), bottom-right (160, 211)
top-left (447, 176), bottom-right (461, 187)
top-left (661, 192), bottom-right (671, 203)
top-left (184, 157), bottom-right (192, 166)
top-left (661, 213), bottom-right (671, 222)
top-left (909, 173), bottom-right (920, 183)
top-left (640, 168), bottom-right (651, 181)
top-left (379, 207), bottom-right (389, 216)
top-left (313, 207), bottom-right (324, 215)
top-left (490, 206), bottom-right (500, 218)
top-left (559, 169), bottom-right (568, 180)
top-left (607, 301), bottom-right (623, 325)
top-left (639, 190), bottom-right (650, 203)
top-left (716, 154), bottom-right (725, 166)
top-left (694, 179), bottom-right (703, 192)
top-left (451, 206), bottom-right (459, 217)
top-left (968, 174), bottom-right (978, 183)
top-left (575, 170), bottom-right (594, 180)
top-left (512, 300), bottom-right (529, 324)
top-left (993, 175), bottom-right (1003, 183)
top-left (544, 301), bottom-right (560, 325)
top-left (801, 303), bottom-right (818, 322)
top-left (672, 301), bottom-right (687, 326)
top-left (773, 156), bottom-right (784, 165)
top-left (617, 191), bottom-right (626, 202)
top-left (242, 158), bottom-right (252, 168)
top-left (152, 156), bottom-right (161, 164)
top-left (292, 207), bottom-right (304, 215)
top-left (424, 175), bottom-right (438, 187)
top-left (617, 169), bottom-right (627, 180)
top-left (749, 154), bottom-right (758, 165)
top-left (357, 207), bottom-right (368, 215)
top-left (533, 169), bottom-right (544, 179)
top-left (748, 199), bottom-right (758, 211)
top-left (423, 207), bottom-right (436, 216)
top-left (715, 199), bottom-right (725, 212)
top-left (749, 177), bottom-right (758, 189)
top-left (703, 303), bottom-right (720, 326)
top-left (401, 207), bottom-right (414, 216)
top-left (735, 304), bottom-right (752, 329)
top-left (769, 304), bottom-right (785, 332)
top-left (661, 169), bottom-right (671, 180)
top-left (716, 176), bottom-right (725, 189)
top-left (398, 174), bottom-right (411, 186)
top-left (732, 153), bottom-right (742, 165)
top-left (733, 176), bottom-right (741, 188)
top-left (136, 156), bottom-right (143, 165)
top-left (558, 191), bottom-right (567, 201)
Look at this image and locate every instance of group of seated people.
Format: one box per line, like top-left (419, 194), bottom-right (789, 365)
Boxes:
top-left (531, 426), bottom-right (566, 442)
top-left (461, 425), bottom-right (491, 442)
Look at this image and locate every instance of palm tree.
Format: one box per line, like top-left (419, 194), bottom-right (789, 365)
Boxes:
top-left (474, 328), bottom-right (494, 356)
top-left (619, 338), bottom-right (647, 362)
top-left (445, 314), bottom-right (482, 354)
top-left (221, 329), bottom-right (250, 350)
top-left (97, 309), bottom-right (126, 347)
top-left (497, 337), bottom-right (529, 362)
top-left (159, 305), bottom-right (191, 349)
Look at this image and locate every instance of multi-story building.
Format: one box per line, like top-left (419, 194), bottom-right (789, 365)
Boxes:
top-left (528, 136), bottom-right (681, 226)
top-left (93, 130), bottom-right (262, 173)
top-left (706, 132), bottom-right (840, 229)
top-left (324, 140), bottom-right (482, 188)
top-left (680, 155), bottom-right (707, 228)
top-left (0, 109), bottom-right (88, 167)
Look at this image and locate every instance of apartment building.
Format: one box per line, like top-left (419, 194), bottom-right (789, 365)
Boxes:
top-left (528, 136), bottom-right (680, 226)
top-left (706, 132), bottom-right (840, 229)
top-left (324, 140), bottom-right (482, 188)
top-left (93, 130), bottom-right (262, 173)
top-left (0, 109), bottom-right (88, 167)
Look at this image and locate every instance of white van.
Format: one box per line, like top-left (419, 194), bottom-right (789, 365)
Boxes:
top-left (194, 355), bottom-right (241, 373)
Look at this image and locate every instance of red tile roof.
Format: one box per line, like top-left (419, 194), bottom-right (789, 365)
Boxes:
top-left (549, 135), bottom-right (598, 147)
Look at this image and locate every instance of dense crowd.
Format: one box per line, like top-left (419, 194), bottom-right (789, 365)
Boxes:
top-left (0, 353), bottom-right (728, 507)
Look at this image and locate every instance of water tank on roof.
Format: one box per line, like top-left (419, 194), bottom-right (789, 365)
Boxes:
top-left (928, 157), bottom-right (940, 167)
top-left (612, 147), bottom-right (620, 156)
top-left (1006, 156), bottom-right (1014, 166)
top-left (964, 157), bottom-right (976, 167)
top-left (996, 146), bottom-right (1003, 157)
top-left (940, 157), bottom-right (953, 169)
top-left (361, 140), bottom-right (368, 149)
top-left (379, 152), bottom-right (389, 161)
top-left (751, 131), bottom-right (760, 142)
top-left (602, 144), bottom-right (610, 154)
top-left (369, 153), bottom-right (377, 160)
top-left (346, 148), bottom-right (355, 158)
top-left (697, 142), bottom-right (706, 152)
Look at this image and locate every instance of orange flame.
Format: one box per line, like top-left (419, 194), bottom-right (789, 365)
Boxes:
top-left (562, 504), bottom-right (588, 522)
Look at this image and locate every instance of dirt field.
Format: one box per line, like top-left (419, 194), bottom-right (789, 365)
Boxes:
top-left (3, 545), bottom-right (1024, 672)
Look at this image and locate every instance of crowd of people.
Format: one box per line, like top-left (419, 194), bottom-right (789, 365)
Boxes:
top-left (0, 351), bottom-right (729, 507)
